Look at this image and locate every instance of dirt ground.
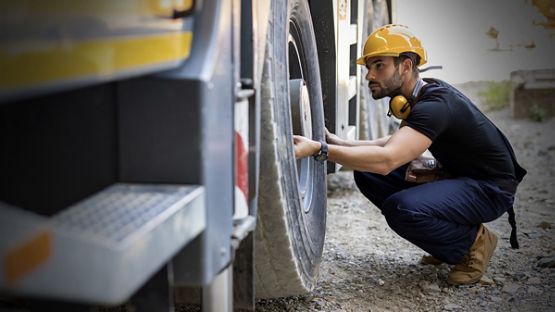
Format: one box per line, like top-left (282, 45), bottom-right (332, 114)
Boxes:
top-left (256, 82), bottom-right (555, 312)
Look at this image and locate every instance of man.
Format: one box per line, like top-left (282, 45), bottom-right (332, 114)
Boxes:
top-left (294, 24), bottom-right (526, 285)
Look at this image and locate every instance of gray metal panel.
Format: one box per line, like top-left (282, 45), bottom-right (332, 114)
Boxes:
top-left (310, 1), bottom-right (339, 173)
top-left (165, 0), bottom-right (235, 286)
top-left (240, 0), bottom-right (261, 218)
top-left (240, 0), bottom-right (254, 81)
top-left (311, 1), bottom-right (337, 130)
top-left (118, 78), bottom-right (201, 185)
top-left (0, 84), bottom-right (118, 216)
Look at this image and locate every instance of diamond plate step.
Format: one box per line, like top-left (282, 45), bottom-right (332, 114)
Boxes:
top-left (0, 183), bottom-right (204, 304)
top-left (53, 184), bottom-right (200, 244)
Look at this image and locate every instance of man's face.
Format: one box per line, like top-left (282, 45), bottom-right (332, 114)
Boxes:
top-left (364, 56), bottom-right (403, 99)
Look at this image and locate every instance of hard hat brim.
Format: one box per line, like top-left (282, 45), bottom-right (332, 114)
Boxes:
top-left (356, 50), bottom-right (428, 66)
top-left (355, 51), bottom-right (402, 66)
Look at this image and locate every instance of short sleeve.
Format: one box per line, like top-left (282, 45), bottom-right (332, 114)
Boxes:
top-left (404, 100), bottom-right (449, 141)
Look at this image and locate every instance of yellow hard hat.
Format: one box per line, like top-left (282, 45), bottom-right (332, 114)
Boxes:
top-left (356, 24), bottom-right (427, 66)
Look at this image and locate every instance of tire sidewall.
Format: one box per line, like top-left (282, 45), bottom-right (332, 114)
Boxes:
top-left (258, 0), bottom-right (327, 291)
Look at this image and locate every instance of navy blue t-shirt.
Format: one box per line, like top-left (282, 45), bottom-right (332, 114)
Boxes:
top-left (404, 79), bottom-right (525, 182)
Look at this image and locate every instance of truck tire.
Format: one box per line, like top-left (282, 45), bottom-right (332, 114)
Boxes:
top-left (255, 0), bottom-right (327, 299)
top-left (359, 0), bottom-right (396, 140)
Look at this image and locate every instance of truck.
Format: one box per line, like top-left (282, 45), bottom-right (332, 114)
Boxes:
top-left (0, 0), bottom-right (394, 310)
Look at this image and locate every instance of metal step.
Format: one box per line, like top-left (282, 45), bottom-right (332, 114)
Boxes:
top-left (0, 183), bottom-right (204, 305)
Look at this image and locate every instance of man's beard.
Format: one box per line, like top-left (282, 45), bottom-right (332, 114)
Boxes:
top-left (369, 69), bottom-right (403, 99)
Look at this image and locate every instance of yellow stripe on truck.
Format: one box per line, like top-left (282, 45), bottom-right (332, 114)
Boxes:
top-left (0, 32), bottom-right (193, 91)
top-left (4, 231), bottom-right (52, 285)
top-left (0, 0), bottom-right (193, 17)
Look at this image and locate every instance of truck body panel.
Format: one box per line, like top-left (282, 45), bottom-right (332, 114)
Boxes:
top-left (0, 0), bottom-right (395, 308)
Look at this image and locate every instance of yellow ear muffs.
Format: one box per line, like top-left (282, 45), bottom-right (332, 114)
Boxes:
top-left (388, 95), bottom-right (411, 119)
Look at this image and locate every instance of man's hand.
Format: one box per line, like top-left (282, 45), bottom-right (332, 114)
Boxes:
top-left (325, 128), bottom-right (346, 146)
top-left (293, 135), bottom-right (320, 159)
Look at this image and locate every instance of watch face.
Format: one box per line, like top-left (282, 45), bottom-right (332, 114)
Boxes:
top-left (314, 153), bottom-right (327, 161)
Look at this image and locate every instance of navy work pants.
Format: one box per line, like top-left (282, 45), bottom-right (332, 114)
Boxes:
top-left (353, 165), bottom-right (515, 264)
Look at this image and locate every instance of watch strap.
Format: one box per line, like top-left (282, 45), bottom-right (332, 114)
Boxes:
top-left (314, 140), bottom-right (328, 161)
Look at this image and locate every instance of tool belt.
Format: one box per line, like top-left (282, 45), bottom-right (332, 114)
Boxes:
top-left (404, 157), bottom-right (450, 183)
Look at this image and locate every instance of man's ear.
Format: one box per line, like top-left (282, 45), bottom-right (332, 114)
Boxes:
top-left (402, 58), bottom-right (412, 75)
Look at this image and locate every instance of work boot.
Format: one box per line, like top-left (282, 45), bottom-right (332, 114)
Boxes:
top-left (420, 254), bottom-right (443, 265)
top-left (448, 224), bottom-right (498, 285)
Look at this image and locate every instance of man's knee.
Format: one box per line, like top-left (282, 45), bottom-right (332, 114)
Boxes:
top-left (353, 170), bottom-right (364, 187)
top-left (353, 170), bottom-right (381, 189)
top-left (382, 193), bottom-right (418, 226)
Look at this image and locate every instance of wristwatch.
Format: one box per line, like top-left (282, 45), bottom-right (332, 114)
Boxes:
top-left (313, 140), bottom-right (328, 161)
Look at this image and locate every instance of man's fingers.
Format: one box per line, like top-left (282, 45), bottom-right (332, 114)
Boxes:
top-left (325, 128), bottom-right (332, 139)
top-left (292, 135), bottom-right (315, 159)
top-left (325, 128), bottom-right (343, 146)
top-left (293, 135), bottom-right (305, 159)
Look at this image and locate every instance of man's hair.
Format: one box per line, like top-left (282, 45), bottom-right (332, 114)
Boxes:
top-left (394, 52), bottom-right (420, 77)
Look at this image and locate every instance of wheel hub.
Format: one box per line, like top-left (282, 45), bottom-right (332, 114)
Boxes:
top-left (289, 79), bottom-right (313, 138)
top-left (289, 79), bottom-right (314, 213)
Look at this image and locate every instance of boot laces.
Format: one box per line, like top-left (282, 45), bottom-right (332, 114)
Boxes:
top-left (455, 247), bottom-right (478, 270)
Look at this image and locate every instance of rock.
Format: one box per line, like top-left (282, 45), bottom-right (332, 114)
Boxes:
top-left (527, 277), bottom-right (541, 284)
top-left (313, 299), bottom-right (325, 310)
top-left (390, 285), bottom-right (401, 294)
top-left (527, 231), bottom-right (543, 239)
top-left (527, 286), bottom-right (543, 295)
top-left (479, 275), bottom-right (495, 285)
top-left (537, 221), bottom-right (552, 230)
top-left (537, 255), bottom-right (555, 268)
top-left (378, 279), bottom-right (385, 286)
top-left (512, 272), bottom-right (527, 280)
top-left (419, 281), bottom-right (441, 294)
top-left (502, 283), bottom-right (520, 295)
top-left (443, 303), bottom-right (462, 310)
top-left (494, 276), bottom-right (506, 285)
top-left (491, 296), bottom-right (503, 303)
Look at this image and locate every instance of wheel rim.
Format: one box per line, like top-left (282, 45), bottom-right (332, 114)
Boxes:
top-left (288, 21), bottom-right (314, 214)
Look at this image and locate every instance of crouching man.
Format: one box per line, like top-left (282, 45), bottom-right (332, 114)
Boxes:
top-left (294, 24), bottom-right (526, 284)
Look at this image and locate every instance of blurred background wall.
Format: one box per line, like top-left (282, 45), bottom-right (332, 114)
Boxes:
top-left (395, 0), bottom-right (555, 83)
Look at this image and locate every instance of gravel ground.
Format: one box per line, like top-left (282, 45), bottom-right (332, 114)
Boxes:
top-left (257, 82), bottom-right (555, 312)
